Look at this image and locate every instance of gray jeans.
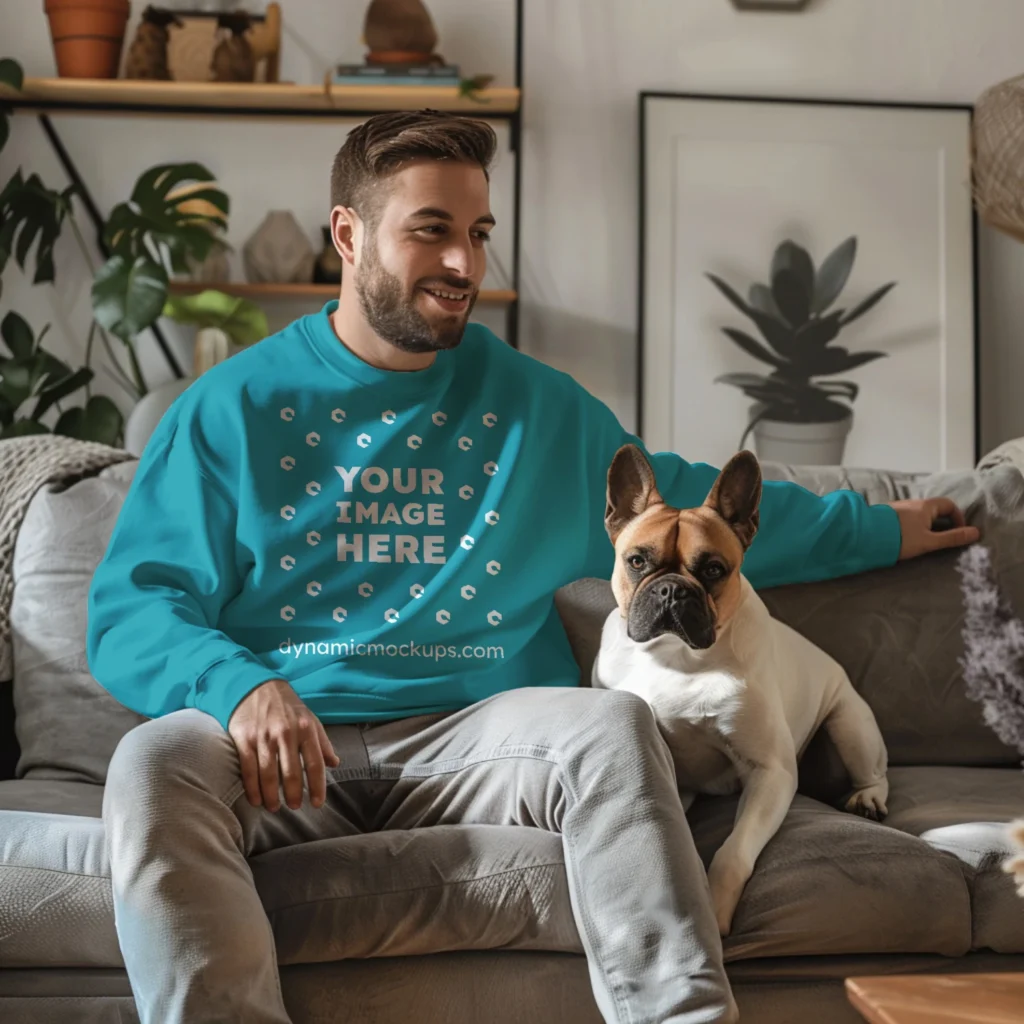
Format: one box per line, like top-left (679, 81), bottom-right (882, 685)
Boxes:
top-left (102, 686), bottom-right (737, 1024)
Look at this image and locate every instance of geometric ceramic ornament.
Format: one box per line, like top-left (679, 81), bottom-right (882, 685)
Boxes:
top-left (242, 210), bottom-right (316, 283)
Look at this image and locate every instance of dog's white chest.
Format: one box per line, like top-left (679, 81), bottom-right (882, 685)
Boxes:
top-left (590, 580), bottom-right (840, 793)
top-left (592, 618), bottom-right (750, 792)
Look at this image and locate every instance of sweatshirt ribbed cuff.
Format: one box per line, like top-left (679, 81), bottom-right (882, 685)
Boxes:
top-left (192, 650), bottom-right (279, 731)
top-left (862, 501), bottom-right (902, 570)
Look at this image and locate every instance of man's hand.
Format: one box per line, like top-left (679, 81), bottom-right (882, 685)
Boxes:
top-left (890, 497), bottom-right (980, 561)
top-left (228, 678), bottom-right (340, 812)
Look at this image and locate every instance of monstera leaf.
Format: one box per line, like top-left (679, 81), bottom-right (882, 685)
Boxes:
top-left (92, 254), bottom-right (169, 343)
top-left (104, 162), bottom-right (227, 274)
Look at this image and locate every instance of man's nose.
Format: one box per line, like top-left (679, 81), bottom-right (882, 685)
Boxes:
top-left (441, 238), bottom-right (475, 279)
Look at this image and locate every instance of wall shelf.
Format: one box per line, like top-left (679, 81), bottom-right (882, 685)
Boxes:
top-left (1, 77), bottom-right (519, 119)
top-left (168, 281), bottom-right (517, 303)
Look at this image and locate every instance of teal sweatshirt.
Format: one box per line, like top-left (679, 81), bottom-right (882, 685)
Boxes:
top-left (86, 301), bottom-right (901, 730)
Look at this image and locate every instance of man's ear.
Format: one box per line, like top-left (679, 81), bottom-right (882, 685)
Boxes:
top-left (330, 206), bottom-right (360, 269)
top-left (605, 444), bottom-right (664, 543)
top-left (705, 450), bottom-right (762, 550)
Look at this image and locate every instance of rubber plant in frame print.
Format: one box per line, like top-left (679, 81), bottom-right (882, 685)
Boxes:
top-left (708, 236), bottom-right (894, 465)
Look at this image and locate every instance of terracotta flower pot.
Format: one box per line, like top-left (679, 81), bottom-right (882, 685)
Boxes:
top-left (44, 0), bottom-right (131, 79)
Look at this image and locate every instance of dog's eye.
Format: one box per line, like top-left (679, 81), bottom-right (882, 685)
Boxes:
top-left (703, 563), bottom-right (726, 582)
top-left (627, 554), bottom-right (645, 570)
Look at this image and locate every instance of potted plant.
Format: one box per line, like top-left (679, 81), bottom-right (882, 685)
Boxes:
top-left (163, 288), bottom-right (269, 376)
top-left (707, 237), bottom-right (895, 466)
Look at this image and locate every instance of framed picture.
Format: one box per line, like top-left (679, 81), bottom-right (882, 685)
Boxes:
top-left (638, 92), bottom-right (978, 472)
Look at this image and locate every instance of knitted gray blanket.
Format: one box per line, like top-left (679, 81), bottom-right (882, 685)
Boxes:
top-left (0, 434), bottom-right (136, 680)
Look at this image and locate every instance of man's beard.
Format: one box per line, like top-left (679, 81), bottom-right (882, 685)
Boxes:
top-left (355, 237), bottom-right (477, 354)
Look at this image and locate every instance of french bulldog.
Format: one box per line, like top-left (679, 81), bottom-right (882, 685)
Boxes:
top-left (591, 444), bottom-right (889, 937)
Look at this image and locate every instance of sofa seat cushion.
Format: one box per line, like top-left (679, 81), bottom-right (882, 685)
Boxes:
top-left (0, 780), bottom-right (120, 968)
top-left (686, 790), bottom-right (972, 962)
top-left (883, 766), bottom-right (1024, 953)
top-left (250, 824), bottom-right (582, 964)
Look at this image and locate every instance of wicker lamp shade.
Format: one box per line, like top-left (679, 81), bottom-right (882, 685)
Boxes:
top-left (974, 73), bottom-right (1024, 243)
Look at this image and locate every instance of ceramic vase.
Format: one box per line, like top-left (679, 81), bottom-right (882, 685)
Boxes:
top-left (242, 211), bottom-right (315, 284)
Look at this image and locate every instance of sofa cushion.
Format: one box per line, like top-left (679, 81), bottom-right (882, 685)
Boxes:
top-left (11, 461), bottom-right (146, 784)
top-left (883, 765), bottom-right (1024, 954)
top-left (251, 824), bottom-right (582, 964)
top-left (0, 779), bottom-right (118, 968)
top-left (686, 789), bottom-right (972, 962)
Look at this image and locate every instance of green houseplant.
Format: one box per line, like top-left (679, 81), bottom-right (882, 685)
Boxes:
top-left (707, 236), bottom-right (896, 466)
top-left (0, 56), bottom-right (266, 445)
top-left (164, 288), bottom-right (270, 374)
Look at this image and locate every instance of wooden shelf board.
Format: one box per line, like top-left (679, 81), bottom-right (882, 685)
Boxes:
top-left (2, 78), bottom-right (519, 118)
top-left (168, 281), bottom-right (517, 303)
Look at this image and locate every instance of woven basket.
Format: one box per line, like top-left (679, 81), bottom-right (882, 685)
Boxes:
top-left (974, 73), bottom-right (1024, 242)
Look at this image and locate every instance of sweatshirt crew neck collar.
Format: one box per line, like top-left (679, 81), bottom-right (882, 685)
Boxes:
top-left (303, 300), bottom-right (456, 394)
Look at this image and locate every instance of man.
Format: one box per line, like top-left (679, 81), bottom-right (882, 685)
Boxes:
top-left (88, 109), bottom-right (978, 1024)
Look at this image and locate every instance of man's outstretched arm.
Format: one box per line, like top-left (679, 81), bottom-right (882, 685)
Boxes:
top-left (575, 386), bottom-right (978, 587)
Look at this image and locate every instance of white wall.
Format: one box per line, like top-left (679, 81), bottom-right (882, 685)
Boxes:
top-left (3, 0), bottom-right (1024, 458)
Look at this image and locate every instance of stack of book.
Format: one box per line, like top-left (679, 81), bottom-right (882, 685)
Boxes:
top-left (332, 63), bottom-right (460, 87)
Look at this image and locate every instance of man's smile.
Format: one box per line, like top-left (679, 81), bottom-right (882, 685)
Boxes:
top-left (420, 286), bottom-right (472, 313)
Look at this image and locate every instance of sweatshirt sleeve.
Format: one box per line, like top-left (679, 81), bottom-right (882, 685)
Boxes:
top-left (575, 385), bottom-right (902, 590)
top-left (86, 402), bottom-right (278, 730)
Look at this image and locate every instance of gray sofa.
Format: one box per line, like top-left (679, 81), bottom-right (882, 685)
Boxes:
top-left (3, 450), bottom-right (1024, 1024)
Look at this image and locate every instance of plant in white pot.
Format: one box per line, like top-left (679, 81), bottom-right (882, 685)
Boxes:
top-left (162, 288), bottom-right (268, 377)
top-left (707, 237), bottom-right (895, 466)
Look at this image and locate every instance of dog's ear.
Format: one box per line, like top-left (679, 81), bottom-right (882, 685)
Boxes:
top-left (605, 444), bottom-right (664, 543)
top-left (704, 450), bottom-right (762, 550)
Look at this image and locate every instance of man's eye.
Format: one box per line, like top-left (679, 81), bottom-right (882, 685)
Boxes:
top-left (627, 554), bottom-right (645, 570)
top-left (474, 231), bottom-right (491, 243)
top-left (418, 225), bottom-right (444, 235)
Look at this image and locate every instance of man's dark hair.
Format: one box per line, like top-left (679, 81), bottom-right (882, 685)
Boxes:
top-left (330, 109), bottom-right (497, 228)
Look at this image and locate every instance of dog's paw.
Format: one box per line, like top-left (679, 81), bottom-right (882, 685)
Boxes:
top-left (844, 781), bottom-right (889, 822)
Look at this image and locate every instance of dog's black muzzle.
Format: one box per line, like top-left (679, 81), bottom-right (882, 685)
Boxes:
top-left (627, 573), bottom-right (716, 649)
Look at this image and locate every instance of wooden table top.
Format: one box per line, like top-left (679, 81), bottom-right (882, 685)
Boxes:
top-left (846, 973), bottom-right (1024, 1024)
